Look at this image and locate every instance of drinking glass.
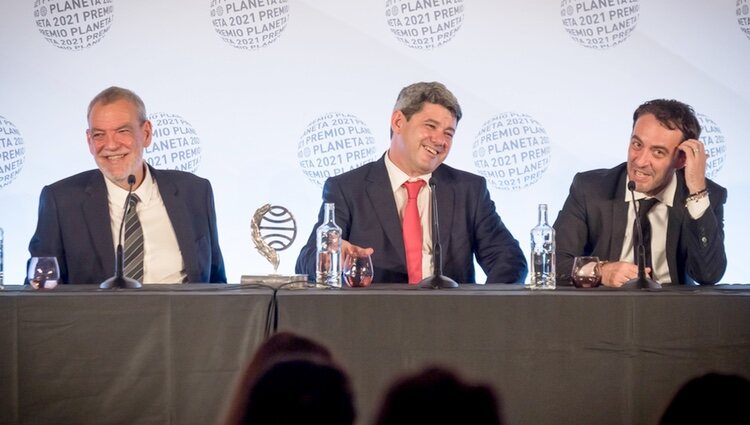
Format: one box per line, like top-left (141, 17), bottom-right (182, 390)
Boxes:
top-left (571, 256), bottom-right (601, 288)
top-left (27, 257), bottom-right (60, 290)
top-left (343, 254), bottom-right (374, 288)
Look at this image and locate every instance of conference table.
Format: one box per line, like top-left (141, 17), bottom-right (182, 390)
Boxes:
top-left (1, 283), bottom-right (749, 425)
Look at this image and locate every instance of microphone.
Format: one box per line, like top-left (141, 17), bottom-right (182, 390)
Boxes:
top-left (100, 174), bottom-right (143, 289)
top-left (419, 178), bottom-right (458, 289)
top-left (622, 180), bottom-right (660, 289)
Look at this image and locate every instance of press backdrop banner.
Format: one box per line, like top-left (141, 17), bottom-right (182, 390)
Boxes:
top-left (1, 0), bottom-right (748, 284)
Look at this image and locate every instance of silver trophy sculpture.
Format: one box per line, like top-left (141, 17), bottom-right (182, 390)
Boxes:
top-left (241, 204), bottom-right (307, 286)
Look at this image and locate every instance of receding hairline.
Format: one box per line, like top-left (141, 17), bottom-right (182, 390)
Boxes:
top-left (87, 86), bottom-right (148, 125)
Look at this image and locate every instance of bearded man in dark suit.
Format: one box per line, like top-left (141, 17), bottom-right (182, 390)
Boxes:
top-left (28, 86), bottom-right (226, 284)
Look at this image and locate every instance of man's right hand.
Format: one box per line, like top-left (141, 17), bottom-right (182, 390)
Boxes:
top-left (341, 240), bottom-right (374, 260)
top-left (600, 261), bottom-right (651, 287)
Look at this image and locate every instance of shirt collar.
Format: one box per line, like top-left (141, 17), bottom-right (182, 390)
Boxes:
top-left (104, 165), bottom-right (155, 206)
top-left (624, 172), bottom-right (676, 208)
top-left (384, 150), bottom-right (431, 192)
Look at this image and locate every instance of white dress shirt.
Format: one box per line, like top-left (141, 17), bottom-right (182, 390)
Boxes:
top-left (619, 175), bottom-right (709, 284)
top-left (384, 152), bottom-right (434, 278)
top-left (105, 167), bottom-right (187, 284)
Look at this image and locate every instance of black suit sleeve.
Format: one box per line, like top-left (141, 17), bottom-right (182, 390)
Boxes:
top-left (28, 186), bottom-right (69, 284)
top-left (204, 181), bottom-right (227, 283)
top-left (682, 185), bottom-right (727, 285)
top-left (473, 180), bottom-right (528, 284)
top-left (552, 173), bottom-right (590, 283)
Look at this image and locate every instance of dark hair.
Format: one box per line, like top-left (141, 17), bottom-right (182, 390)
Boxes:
top-left (241, 359), bottom-right (355, 425)
top-left (87, 86), bottom-right (148, 125)
top-left (660, 372), bottom-right (750, 425)
top-left (391, 82), bottom-right (461, 138)
top-left (374, 366), bottom-right (503, 425)
top-left (222, 331), bottom-right (335, 425)
top-left (632, 99), bottom-right (701, 141)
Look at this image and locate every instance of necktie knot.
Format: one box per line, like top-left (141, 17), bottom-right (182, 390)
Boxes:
top-left (638, 198), bottom-right (659, 218)
top-left (403, 180), bottom-right (426, 200)
top-left (127, 193), bottom-right (141, 210)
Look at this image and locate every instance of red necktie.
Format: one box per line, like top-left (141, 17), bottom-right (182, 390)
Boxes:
top-left (402, 180), bottom-right (426, 284)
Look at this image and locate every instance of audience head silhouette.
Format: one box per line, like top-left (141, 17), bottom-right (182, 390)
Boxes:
top-left (223, 331), bottom-right (342, 425)
top-left (374, 366), bottom-right (503, 425)
top-left (241, 359), bottom-right (355, 425)
top-left (660, 372), bottom-right (750, 425)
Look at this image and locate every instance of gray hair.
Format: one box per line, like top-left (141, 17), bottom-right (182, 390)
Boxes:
top-left (394, 81), bottom-right (462, 121)
top-left (391, 82), bottom-right (461, 138)
top-left (87, 86), bottom-right (148, 125)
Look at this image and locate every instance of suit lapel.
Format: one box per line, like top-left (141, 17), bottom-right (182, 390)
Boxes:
top-left (83, 172), bottom-right (116, 276)
top-left (365, 158), bottom-right (406, 262)
top-left (608, 168), bottom-right (629, 261)
top-left (153, 168), bottom-right (198, 281)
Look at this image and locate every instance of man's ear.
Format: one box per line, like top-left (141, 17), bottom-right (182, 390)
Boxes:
top-left (391, 110), bottom-right (404, 135)
top-left (675, 148), bottom-right (687, 169)
top-left (142, 120), bottom-right (153, 149)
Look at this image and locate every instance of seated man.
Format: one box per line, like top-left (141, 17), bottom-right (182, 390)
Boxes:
top-left (296, 81), bottom-right (527, 284)
top-left (28, 86), bottom-right (226, 284)
top-left (554, 99), bottom-right (726, 287)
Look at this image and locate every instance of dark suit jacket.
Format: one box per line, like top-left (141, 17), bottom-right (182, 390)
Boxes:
top-left (295, 156), bottom-right (527, 284)
top-left (553, 163), bottom-right (727, 285)
top-left (28, 167), bottom-right (227, 284)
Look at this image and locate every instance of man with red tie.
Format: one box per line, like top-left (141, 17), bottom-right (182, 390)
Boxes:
top-left (295, 82), bottom-right (527, 284)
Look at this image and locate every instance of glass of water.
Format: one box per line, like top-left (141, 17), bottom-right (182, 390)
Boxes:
top-left (27, 257), bottom-right (60, 290)
top-left (343, 254), bottom-right (374, 288)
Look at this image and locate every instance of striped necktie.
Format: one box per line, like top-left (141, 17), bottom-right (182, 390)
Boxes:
top-left (123, 194), bottom-right (144, 282)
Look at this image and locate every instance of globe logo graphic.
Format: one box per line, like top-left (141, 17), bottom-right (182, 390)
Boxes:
top-left (298, 112), bottom-right (377, 187)
top-left (145, 112), bottom-right (202, 173)
top-left (696, 113), bottom-right (727, 179)
top-left (0, 116), bottom-right (26, 189)
top-left (738, 0), bottom-right (750, 40)
top-left (34, 0), bottom-right (114, 51)
top-left (473, 112), bottom-right (552, 191)
top-left (385, 0), bottom-right (465, 49)
top-left (560, 0), bottom-right (639, 49)
top-left (210, 0), bottom-right (290, 50)
top-left (256, 205), bottom-right (297, 251)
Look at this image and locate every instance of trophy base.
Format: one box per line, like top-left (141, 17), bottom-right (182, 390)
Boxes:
top-left (240, 274), bottom-right (309, 288)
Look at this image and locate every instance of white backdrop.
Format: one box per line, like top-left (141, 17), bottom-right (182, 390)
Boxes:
top-left (1, 0), bottom-right (748, 285)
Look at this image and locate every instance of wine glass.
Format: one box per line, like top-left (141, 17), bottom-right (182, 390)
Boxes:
top-left (571, 256), bottom-right (601, 288)
top-left (27, 257), bottom-right (60, 290)
top-left (343, 254), bottom-right (374, 288)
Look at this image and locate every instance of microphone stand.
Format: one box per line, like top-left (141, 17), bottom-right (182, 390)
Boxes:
top-left (622, 181), bottom-right (660, 290)
top-left (100, 174), bottom-right (143, 289)
top-left (419, 180), bottom-right (458, 289)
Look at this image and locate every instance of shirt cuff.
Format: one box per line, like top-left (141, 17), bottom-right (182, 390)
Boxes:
top-left (686, 196), bottom-right (710, 219)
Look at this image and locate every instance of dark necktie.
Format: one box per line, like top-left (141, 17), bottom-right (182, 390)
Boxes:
top-left (402, 180), bottom-right (426, 284)
top-left (633, 198), bottom-right (659, 269)
top-left (123, 194), bottom-right (144, 282)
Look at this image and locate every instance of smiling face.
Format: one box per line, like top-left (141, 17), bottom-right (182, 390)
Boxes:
top-left (627, 113), bottom-right (686, 196)
top-left (86, 99), bottom-right (152, 190)
top-left (388, 102), bottom-right (456, 177)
